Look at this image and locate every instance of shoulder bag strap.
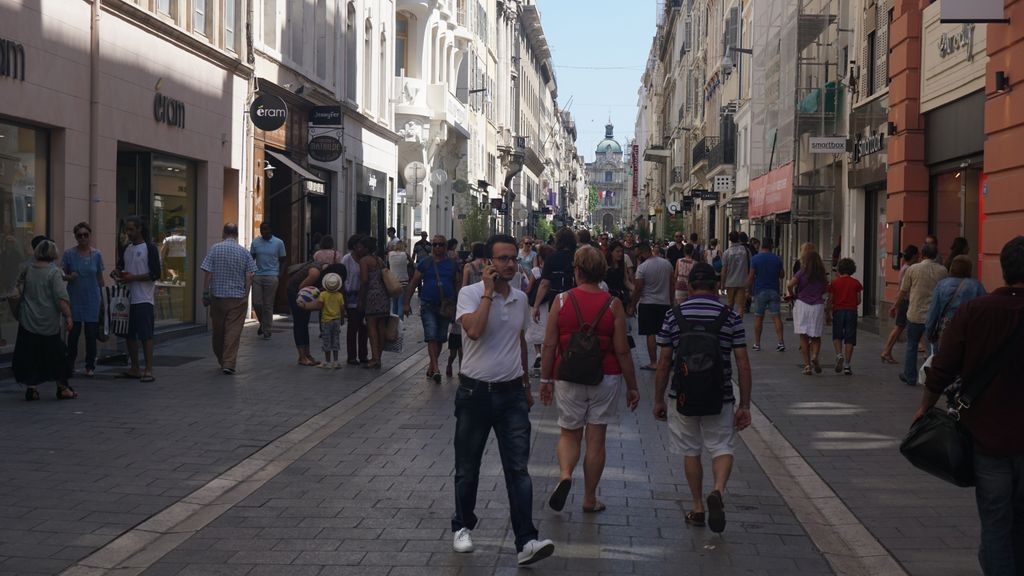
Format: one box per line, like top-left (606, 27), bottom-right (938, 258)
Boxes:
top-left (431, 259), bottom-right (445, 299)
top-left (940, 279), bottom-right (966, 320)
top-left (958, 315), bottom-right (1024, 410)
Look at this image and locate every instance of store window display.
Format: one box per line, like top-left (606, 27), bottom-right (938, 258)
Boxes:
top-left (0, 122), bottom-right (48, 351)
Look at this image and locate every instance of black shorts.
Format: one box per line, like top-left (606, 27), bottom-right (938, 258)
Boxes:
top-left (448, 333), bottom-right (462, 350)
top-left (638, 303), bottom-right (671, 336)
top-left (832, 309), bottom-right (858, 345)
top-left (127, 303), bottom-right (155, 341)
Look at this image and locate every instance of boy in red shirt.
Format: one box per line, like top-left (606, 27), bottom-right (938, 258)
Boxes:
top-left (827, 258), bottom-right (863, 375)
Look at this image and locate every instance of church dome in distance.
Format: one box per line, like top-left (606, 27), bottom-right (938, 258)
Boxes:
top-left (595, 122), bottom-right (621, 154)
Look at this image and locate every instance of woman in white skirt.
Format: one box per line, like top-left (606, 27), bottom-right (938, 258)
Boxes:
top-left (526, 244), bottom-right (554, 373)
top-left (787, 245), bottom-right (828, 375)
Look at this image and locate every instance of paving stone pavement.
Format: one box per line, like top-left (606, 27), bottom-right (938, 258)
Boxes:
top-left (137, 335), bottom-right (833, 575)
top-left (740, 314), bottom-right (982, 576)
top-left (0, 317), bottom-right (426, 576)
top-left (0, 306), bottom-right (985, 575)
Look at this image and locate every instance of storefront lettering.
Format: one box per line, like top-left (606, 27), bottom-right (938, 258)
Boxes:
top-left (153, 93), bottom-right (186, 129)
top-left (938, 23), bottom-right (975, 62)
top-left (0, 36), bottom-right (26, 81)
top-left (852, 129), bottom-right (885, 164)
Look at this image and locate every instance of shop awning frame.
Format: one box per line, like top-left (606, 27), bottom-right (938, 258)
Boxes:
top-left (265, 150), bottom-right (325, 184)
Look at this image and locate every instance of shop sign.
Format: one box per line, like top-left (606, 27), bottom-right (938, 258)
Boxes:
top-left (631, 143), bottom-right (639, 197)
top-left (308, 135), bottom-right (343, 162)
top-left (809, 136), bottom-right (848, 154)
top-left (749, 162), bottom-right (793, 219)
top-left (1, 36), bottom-right (26, 81)
top-left (309, 105), bottom-right (342, 125)
top-left (938, 23), bottom-right (976, 61)
top-left (305, 180), bottom-right (326, 196)
top-left (691, 188), bottom-right (708, 198)
top-left (682, 197), bottom-right (694, 211)
top-left (852, 129), bottom-right (885, 164)
top-left (941, 0), bottom-right (1004, 23)
top-left (153, 93), bottom-right (186, 129)
top-left (692, 189), bottom-right (719, 201)
top-left (249, 94), bottom-right (288, 131)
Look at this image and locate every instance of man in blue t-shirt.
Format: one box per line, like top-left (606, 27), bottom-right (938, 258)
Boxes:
top-left (747, 237), bottom-right (785, 352)
top-left (404, 235), bottom-right (462, 381)
top-left (250, 222), bottom-right (286, 339)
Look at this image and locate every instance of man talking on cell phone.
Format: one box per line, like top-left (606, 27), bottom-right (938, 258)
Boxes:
top-left (450, 234), bottom-right (555, 566)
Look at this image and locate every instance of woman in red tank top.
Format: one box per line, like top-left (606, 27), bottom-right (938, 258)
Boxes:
top-left (538, 246), bottom-right (640, 514)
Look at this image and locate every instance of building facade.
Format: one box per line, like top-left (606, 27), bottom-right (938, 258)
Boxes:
top-left (586, 123), bottom-right (628, 233)
top-left (1, 0), bottom-right (251, 353)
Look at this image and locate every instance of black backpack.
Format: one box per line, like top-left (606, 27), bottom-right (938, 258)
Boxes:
top-left (671, 305), bottom-right (731, 416)
top-left (556, 291), bottom-right (614, 386)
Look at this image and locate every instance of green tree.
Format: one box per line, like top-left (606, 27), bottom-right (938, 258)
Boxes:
top-left (534, 217), bottom-right (555, 244)
top-left (462, 204), bottom-right (491, 244)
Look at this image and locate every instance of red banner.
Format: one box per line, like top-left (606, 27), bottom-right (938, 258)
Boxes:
top-left (631, 143), bottom-right (639, 197)
top-left (749, 162), bottom-right (793, 218)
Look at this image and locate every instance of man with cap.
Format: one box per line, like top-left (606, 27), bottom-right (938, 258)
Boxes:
top-left (652, 262), bottom-right (753, 534)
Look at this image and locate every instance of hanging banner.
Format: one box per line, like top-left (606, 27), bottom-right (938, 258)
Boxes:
top-left (748, 162), bottom-right (793, 219)
top-left (631, 143), bottom-right (639, 197)
top-left (941, 0), bottom-right (1005, 23)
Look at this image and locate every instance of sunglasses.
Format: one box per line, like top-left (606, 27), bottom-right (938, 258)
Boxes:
top-left (76, 232), bottom-right (90, 238)
top-left (432, 242), bottom-right (446, 247)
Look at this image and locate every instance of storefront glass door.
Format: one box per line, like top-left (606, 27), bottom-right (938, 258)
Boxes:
top-left (116, 150), bottom-right (196, 326)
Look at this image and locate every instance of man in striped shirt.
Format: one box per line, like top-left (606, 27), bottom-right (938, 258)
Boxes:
top-left (652, 262), bottom-right (753, 534)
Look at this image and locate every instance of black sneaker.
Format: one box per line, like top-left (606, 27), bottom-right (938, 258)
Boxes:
top-left (776, 343), bottom-right (786, 352)
top-left (843, 366), bottom-right (852, 376)
top-left (222, 368), bottom-right (236, 375)
top-left (706, 490), bottom-right (726, 533)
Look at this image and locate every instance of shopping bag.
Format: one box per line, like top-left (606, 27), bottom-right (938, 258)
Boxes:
top-left (105, 284), bottom-right (131, 337)
top-left (383, 315), bottom-right (403, 353)
top-left (899, 407), bottom-right (974, 487)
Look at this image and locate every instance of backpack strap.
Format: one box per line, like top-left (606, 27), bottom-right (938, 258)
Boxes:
top-left (708, 306), bottom-right (733, 335)
top-left (593, 295), bottom-right (614, 327)
top-left (566, 290), bottom-right (585, 327)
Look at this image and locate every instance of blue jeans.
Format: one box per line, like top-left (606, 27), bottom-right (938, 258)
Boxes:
top-left (974, 449), bottom-right (1024, 575)
top-left (452, 377), bottom-right (538, 552)
top-left (903, 322), bottom-right (927, 384)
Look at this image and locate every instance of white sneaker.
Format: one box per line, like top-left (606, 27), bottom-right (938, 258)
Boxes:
top-left (452, 528), bottom-right (474, 553)
top-left (517, 538), bottom-right (554, 565)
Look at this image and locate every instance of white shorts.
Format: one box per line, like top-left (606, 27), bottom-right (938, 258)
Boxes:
top-left (793, 300), bottom-right (825, 338)
top-left (554, 373), bottom-right (623, 430)
top-left (667, 404), bottom-right (736, 458)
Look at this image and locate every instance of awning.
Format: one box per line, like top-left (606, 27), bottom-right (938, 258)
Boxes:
top-left (265, 150), bottom-right (325, 183)
top-left (643, 147), bottom-right (670, 163)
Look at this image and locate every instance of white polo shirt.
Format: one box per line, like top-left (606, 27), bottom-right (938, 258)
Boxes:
top-left (456, 281), bottom-right (529, 383)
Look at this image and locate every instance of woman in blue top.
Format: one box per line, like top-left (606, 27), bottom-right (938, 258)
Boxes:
top-left (926, 255), bottom-right (987, 351)
top-left (61, 222), bottom-right (105, 377)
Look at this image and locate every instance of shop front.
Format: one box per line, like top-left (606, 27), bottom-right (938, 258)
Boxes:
top-left (0, 120), bottom-right (48, 351)
top-left (920, 5), bottom-right (987, 276)
top-left (848, 95), bottom-right (889, 320)
top-left (749, 162), bottom-right (794, 270)
top-left (355, 164), bottom-right (388, 242)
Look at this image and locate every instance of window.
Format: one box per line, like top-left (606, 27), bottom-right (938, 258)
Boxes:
top-left (263, 0), bottom-right (277, 50)
top-left (604, 171), bottom-right (612, 183)
top-left (346, 3), bottom-right (357, 100)
top-left (316, 0), bottom-right (327, 78)
top-left (224, 0), bottom-right (237, 51)
top-left (193, 0), bottom-right (207, 35)
top-left (363, 21), bottom-right (373, 112)
top-left (0, 121), bottom-right (49, 354)
top-left (288, 0), bottom-right (303, 65)
top-left (396, 13), bottom-right (409, 75)
top-left (379, 33), bottom-right (387, 118)
top-left (866, 31), bottom-right (876, 95)
top-left (157, 0), bottom-right (174, 17)
top-left (886, 9), bottom-right (894, 86)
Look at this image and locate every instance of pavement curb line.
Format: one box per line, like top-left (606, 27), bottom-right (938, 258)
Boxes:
top-left (741, 402), bottom-right (909, 576)
top-left (59, 347), bottom-right (431, 576)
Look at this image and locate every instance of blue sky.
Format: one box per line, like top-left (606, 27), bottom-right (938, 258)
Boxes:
top-left (535, 0), bottom-right (656, 162)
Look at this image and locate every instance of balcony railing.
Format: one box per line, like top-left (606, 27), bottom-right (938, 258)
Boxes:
top-left (671, 166), bottom-right (685, 184)
top-left (708, 136), bottom-right (735, 171)
top-left (692, 136), bottom-right (716, 168)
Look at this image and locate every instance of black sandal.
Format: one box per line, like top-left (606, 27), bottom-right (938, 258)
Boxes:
top-left (685, 511), bottom-right (705, 526)
top-left (56, 385), bottom-right (78, 400)
top-left (25, 387), bottom-right (40, 402)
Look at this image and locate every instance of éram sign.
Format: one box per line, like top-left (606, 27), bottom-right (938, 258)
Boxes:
top-left (249, 94), bottom-right (288, 131)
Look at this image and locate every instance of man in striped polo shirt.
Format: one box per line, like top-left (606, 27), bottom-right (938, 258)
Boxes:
top-left (652, 262), bottom-right (753, 534)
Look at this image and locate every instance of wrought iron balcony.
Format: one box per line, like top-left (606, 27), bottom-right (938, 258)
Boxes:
top-left (671, 166), bottom-right (685, 184)
top-left (708, 136), bottom-right (735, 171)
top-left (692, 136), bottom-right (716, 168)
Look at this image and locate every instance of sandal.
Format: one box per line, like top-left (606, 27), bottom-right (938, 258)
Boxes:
top-left (25, 387), bottom-right (40, 402)
top-left (115, 371), bottom-right (142, 379)
top-left (802, 365), bottom-right (813, 376)
top-left (139, 374), bottom-right (155, 383)
top-left (684, 511), bottom-right (705, 527)
top-left (880, 354), bottom-right (898, 364)
top-left (56, 385), bottom-right (78, 400)
top-left (582, 502), bottom-right (606, 514)
top-left (812, 359), bottom-right (822, 374)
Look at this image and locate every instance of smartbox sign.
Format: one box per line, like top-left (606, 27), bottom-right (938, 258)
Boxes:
top-left (249, 94), bottom-right (288, 131)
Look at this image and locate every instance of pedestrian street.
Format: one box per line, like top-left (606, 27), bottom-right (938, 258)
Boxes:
top-left (0, 313), bottom-right (981, 576)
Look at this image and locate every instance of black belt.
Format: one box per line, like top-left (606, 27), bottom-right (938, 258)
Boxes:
top-left (458, 374), bottom-right (523, 391)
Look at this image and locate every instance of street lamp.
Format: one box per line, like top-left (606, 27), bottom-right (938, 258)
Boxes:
top-left (721, 46), bottom-right (753, 78)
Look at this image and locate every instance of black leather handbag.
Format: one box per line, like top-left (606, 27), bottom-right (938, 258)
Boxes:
top-left (899, 320), bottom-right (1024, 487)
